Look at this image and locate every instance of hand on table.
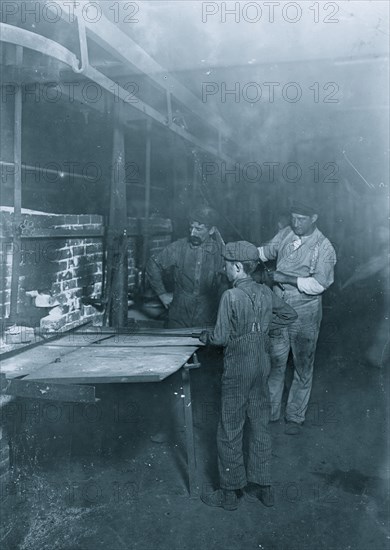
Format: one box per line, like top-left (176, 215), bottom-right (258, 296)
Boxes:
top-left (199, 330), bottom-right (210, 345)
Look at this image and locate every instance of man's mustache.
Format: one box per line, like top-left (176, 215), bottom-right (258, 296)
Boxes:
top-left (189, 236), bottom-right (202, 245)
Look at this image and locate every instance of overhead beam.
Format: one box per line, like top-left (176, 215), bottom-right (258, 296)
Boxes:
top-left (0, 23), bottom-right (79, 71)
top-left (9, 46), bottom-right (23, 323)
top-left (50, 0), bottom-right (230, 136)
top-left (0, 23), bottom-right (236, 164)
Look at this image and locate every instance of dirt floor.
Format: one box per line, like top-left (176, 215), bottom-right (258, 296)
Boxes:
top-left (1, 295), bottom-right (389, 550)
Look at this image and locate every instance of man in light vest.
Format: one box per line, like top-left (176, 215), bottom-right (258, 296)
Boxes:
top-left (258, 201), bottom-right (337, 435)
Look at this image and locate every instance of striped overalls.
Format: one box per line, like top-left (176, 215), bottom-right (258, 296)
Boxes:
top-left (208, 279), bottom-right (297, 490)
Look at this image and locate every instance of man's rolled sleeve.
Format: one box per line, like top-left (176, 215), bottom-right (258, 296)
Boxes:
top-left (297, 277), bottom-right (325, 295)
top-left (311, 240), bottom-right (337, 289)
top-left (258, 247), bottom-right (269, 263)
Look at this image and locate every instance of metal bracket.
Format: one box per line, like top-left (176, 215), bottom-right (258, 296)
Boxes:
top-left (184, 352), bottom-right (201, 370)
top-left (74, 5), bottom-right (89, 74)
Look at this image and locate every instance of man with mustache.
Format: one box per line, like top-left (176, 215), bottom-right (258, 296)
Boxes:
top-left (145, 205), bottom-right (226, 444)
top-left (146, 205), bottom-right (225, 328)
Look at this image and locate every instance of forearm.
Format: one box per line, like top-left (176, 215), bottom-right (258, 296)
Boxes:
top-left (297, 277), bottom-right (325, 295)
top-left (274, 272), bottom-right (298, 287)
top-left (208, 327), bottom-right (229, 347)
top-left (274, 272), bottom-right (325, 295)
top-left (207, 293), bottom-right (231, 347)
top-left (271, 294), bottom-right (298, 328)
top-left (145, 258), bottom-right (167, 296)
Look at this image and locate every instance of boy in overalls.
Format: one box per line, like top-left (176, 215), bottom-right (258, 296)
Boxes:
top-left (200, 241), bottom-right (297, 511)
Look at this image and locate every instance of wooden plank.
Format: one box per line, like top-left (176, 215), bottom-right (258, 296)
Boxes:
top-left (23, 346), bottom-right (199, 383)
top-left (77, 326), bottom-right (209, 336)
top-left (30, 345), bottom-right (198, 361)
top-left (0, 333), bottom-right (113, 378)
top-left (2, 377), bottom-right (96, 403)
top-left (44, 336), bottom-right (201, 348)
top-left (107, 115), bottom-right (128, 327)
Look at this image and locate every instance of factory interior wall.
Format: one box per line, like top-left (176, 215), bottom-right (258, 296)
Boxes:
top-left (0, 3), bottom-right (388, 548)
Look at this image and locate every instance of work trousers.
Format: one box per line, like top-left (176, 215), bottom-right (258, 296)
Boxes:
top-left (268, 291), bottom-right (322, 424)
top-left (218, 332), bottom-right (272, 490)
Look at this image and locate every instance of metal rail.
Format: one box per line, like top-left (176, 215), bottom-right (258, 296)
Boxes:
top-left (0, 19), bottom-right (236, 163)
top-left (1, 23), bottom-right (80, 71)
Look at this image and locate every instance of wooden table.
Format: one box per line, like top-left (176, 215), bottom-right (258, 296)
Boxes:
top-left (1, 327), bottom-right (204, 497)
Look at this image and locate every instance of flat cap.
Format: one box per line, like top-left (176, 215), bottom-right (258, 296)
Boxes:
top-left (289, 200), bottom-right (317, 217)
top-left (188, 205), bottom-right (218, 227)
top-left (223, 241), bottom-right (259, 262)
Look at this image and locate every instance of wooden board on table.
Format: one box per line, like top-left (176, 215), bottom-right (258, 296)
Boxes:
top-left (0, 333), bottom-right (113, 379)
top-left (45, 335), bottom-right (203, 348)
top-left (23, 345), bottom-right (200, 384)
top-left (78, 326), bottom-right (208, 336)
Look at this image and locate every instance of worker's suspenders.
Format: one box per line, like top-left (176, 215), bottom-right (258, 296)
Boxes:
top-left (236, 287), bottom-right (263, 333)
top-left (309, 234), bottom-right (326, 276)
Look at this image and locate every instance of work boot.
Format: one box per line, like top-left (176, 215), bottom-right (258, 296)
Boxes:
top-left (284, 421), bottom-right (302, 435)
top-left (245, 483), bottom-right (275, 507)
top-left (201, 489), bottom-right (238, 511)
top-left (150, 431), bottom-right (168, 444)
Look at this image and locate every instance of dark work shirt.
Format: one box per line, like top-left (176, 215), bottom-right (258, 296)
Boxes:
top-left (146, 235), bottom-right (226, 327)
top-left (146, 236), bottom-right (224, 297)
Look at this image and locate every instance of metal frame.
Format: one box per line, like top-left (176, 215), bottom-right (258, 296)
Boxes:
top-left (50, 0), bottom-right (230, 134)
top-left (0, 11), bottom-right (236, 163)
top-left (1, 23), bottom-right (80, 72)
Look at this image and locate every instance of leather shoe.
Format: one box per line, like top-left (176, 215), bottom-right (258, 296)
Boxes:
top-left (245, 484), bottom-right (274, 507)
top-left (201, 489), bottom-right (238, 511)
top-left (284, 422), bottom-right (302, 435)
top-left (150, 431), bottom-right (168, 443)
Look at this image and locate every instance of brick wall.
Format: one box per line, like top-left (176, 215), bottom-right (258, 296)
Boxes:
top-left (0, 208), bottom-right (104, 333)
top-left (127, 234), bottom-right (138, 294)
top-left (0, 209), bottom-right (172, 336)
